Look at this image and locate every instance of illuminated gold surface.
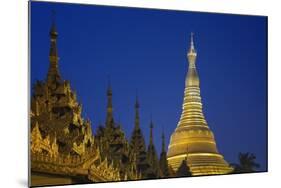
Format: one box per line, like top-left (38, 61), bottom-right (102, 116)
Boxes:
top-left (30, 22), bottom-right (122, 185)
top-left (167, 33), bottom-right (233, 175)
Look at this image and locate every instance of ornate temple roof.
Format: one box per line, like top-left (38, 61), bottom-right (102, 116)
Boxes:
top-left (31, 20), bottom-right (94, 155)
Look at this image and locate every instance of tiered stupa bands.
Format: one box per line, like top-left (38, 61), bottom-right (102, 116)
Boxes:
top-left (167, 33), bottom-right (233, 176)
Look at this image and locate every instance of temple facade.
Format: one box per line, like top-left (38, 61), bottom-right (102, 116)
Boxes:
top-left (30, 21), bottom-right (122, 186)
top-left (167, 34), bottom-right (233, 176)
top-left (30, 19), bottom-right (170, 186)
top-left (30, 21), bottom-right (95, 156)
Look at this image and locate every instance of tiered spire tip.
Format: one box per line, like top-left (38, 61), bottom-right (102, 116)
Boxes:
top-left (161, 127), bottom-right (165, 153)
top-left (50, 10), bottom-right (58, 36)
top-left (107, 75), bottom-right (112, 96)
top-left (188, 32), bottom-right (196, 55)
top-left (134, 92), bottom-right (140, 130)
top-left (135, 91), bottom-right (139, 109)
top-left (149, 118), bottom-right (154, 145)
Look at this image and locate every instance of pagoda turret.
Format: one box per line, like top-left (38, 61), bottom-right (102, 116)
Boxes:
top-left (159, 130), bottom-right (169, 177)
top-left (129, 96), bottom-right (149, 178)
top-left (95, 82), bottom-right (133, 180)
top-left (146, 119), bottom-right (159, 178)
top-left (30, 18), bottom-right (95, 155)
top-left (47, 17), bottom-right (61, 84)
top-left (105, 79), bottom-right (114, 127)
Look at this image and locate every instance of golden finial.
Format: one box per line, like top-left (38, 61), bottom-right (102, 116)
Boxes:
top-left (189, 32), bottom-right (196, 53)
top-left (191, 32), bottom-right (194, 47)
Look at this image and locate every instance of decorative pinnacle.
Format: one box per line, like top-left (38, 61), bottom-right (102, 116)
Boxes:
top-left (150, 122), bottom-right (153, 130)
top-left (149, 119), bottom-right (154, 144)
top-left (150, 115), bottom-right (153, 129)
top-left (107, 75), bottom-right (112, 96)
top-left (134, 92), bottom-right (140, 129)
top-left (50, 10), bottom-right (58, 36)
top-left (161, 126), bottom-right (164, 139)
top-left (161, 127), bottom-right (165, 152)
top-left (47, 10), bottom-right (61, 83)
top-left (191, 32), bottom-right (194, 47)
top-left (135, 90), bottom-right (139, 109)
top-left (105, 75), bottom-right (113, 127)
top-left (188, 32), bottom-right (196, 55)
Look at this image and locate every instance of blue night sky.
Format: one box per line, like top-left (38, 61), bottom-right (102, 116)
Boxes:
top-left (30, 1), bottom-right (267, 171)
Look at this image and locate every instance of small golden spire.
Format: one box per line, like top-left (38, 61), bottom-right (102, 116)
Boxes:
top-left (190, 32), bottom-right (194, 48)
top-left (167, 34), bottom-right (233, 175)
top-left (188, 32), bottom-right (196, 55)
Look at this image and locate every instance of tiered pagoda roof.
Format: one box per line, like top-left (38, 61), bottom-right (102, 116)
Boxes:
top-left (31, 21), bottom-right (94, 156)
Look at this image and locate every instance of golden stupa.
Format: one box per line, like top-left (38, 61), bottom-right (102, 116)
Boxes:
top-left (167, 33), bottom-right (233, 176)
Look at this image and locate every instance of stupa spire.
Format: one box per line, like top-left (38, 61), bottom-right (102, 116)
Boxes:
top-left (187, 32), bottom-right (197, 70)
top-left (167, 33), bottom-right (233, 176)
top-left (188, 33), bottom-right (196, 54)
top-left (47, 10), bottom-right (61, 83)
top-left (181, 33), bottom-right (205, 126)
